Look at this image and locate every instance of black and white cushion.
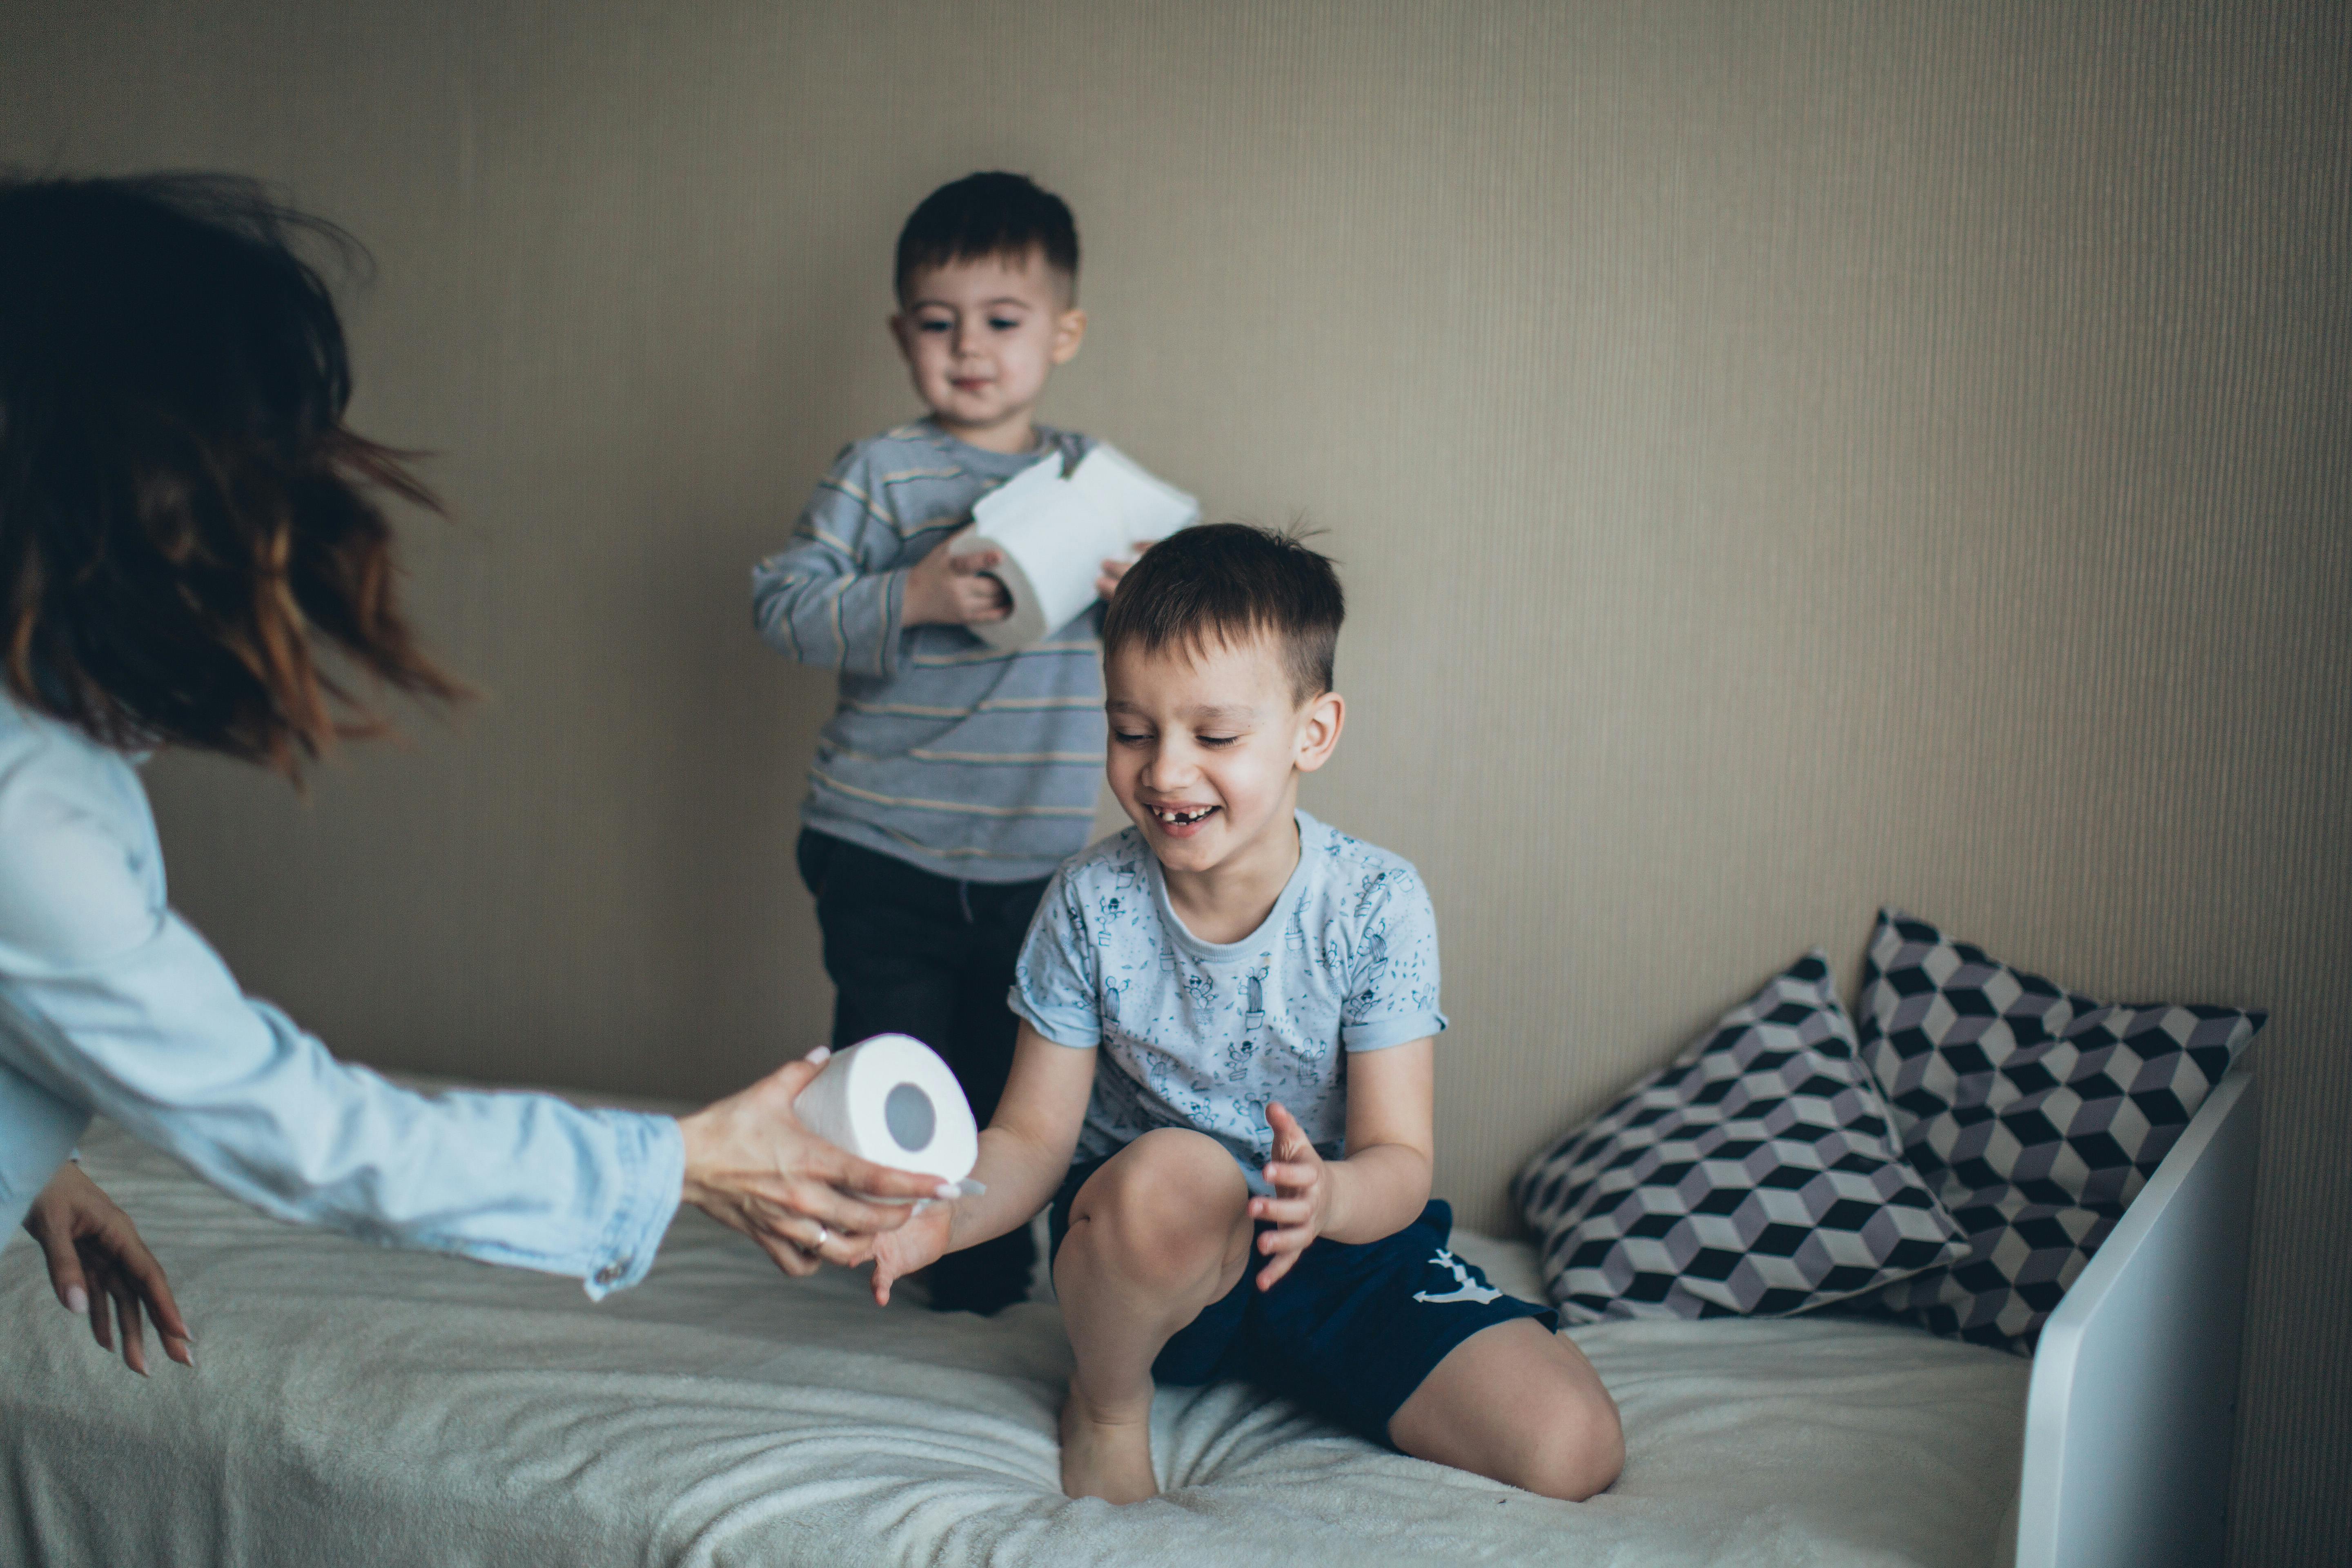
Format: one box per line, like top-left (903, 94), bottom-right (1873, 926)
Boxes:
top-left (1514, 954), bottom-right (1962, 1323)
top-left (1857, 909), bottom-right (2265, 1352)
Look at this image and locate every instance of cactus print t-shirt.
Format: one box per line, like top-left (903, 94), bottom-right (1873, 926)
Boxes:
top-left (1008, 811), bottom-right (1446, 1194)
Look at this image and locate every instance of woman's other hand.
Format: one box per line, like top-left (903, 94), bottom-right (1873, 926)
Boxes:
top-left (677, 1047), bottom-right (956, 1278)
top-left (22, 1163), bottom-right (195, 1375)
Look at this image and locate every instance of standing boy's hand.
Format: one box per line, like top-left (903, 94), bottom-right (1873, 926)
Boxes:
top-left (1094, 539), bottom-right (1153, 602)
top-left (904, 536), bottom-right (1013, 626)
top-left (1250, 1102), bottom-right (1333, 1290)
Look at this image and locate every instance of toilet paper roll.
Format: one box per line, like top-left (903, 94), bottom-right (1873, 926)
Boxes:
top-left (956, 443), bottom-right (1199, 651)
top-left (792, 1033), bottom-right (979, 1185)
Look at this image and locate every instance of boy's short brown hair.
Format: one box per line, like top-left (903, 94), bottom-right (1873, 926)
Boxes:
top-left (1100, 523), bottom-right (1344, 702)
top-left (893, 171), bottom-right (1078, 305)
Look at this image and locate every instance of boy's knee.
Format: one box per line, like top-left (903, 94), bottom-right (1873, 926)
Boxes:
top-left (1073, 1131), bottom-right (1245, 1288)
top-left (1510, 1397), bottom-right (1625, 1502)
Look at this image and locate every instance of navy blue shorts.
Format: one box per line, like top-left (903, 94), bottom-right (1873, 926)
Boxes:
top-left (1047, 1153), bottom-right (1558, 1446)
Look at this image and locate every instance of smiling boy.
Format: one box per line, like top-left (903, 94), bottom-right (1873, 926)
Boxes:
top-left (869, 525), bottom-right (1625, 1503)
top-left (753, 172), bottom-right (1140, 1314)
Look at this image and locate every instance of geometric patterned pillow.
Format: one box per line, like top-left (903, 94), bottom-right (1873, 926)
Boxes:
top-left (1855, 909), bottom-right (2265, 1353)
top-left (1513, 953), bottom-right (1964, 1323)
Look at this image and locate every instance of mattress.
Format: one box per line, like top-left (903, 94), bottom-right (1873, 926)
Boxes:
top-left (1, 1092), bottom-right (2028, 1567)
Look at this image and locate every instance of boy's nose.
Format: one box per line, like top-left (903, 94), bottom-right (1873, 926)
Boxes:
top-left (1141, 751), bottom-right (1199, 791)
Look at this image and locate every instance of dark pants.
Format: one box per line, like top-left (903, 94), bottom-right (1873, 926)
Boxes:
top-left (796, 829), bottom-right (1049, 1314)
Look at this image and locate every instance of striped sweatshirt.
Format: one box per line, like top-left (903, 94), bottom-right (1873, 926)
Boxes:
top-left (753, 419), bottom-right (1105, 882)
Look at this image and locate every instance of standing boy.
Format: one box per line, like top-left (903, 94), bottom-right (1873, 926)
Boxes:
top-left (866, 525), bottom-right (1625, 1503)
top-left (753, 172), bottom-right (1136, 1314)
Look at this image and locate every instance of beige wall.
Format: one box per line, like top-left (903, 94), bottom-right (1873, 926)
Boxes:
top-left (5, 2), bottom-right (2345, 1558)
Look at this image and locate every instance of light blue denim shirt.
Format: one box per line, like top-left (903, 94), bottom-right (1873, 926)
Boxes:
top-left (0, 702), bottom-right (682, 1298)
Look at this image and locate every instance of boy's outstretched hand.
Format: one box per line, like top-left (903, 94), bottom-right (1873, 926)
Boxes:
top-left (1250, 1102), bottom-right (1332, 1290)
top-left (868, 1200), bottom-right (956, 1306)
top-left (678, 1048), bottom-right (953, 1279)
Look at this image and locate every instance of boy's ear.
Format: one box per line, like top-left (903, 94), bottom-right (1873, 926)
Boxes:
top-left (1051, 306), bottom-right (1087, 366)
top-left (887, 312), bottom-right (915, 364)
top-left (1293, 691), bottom-right (1345, 774)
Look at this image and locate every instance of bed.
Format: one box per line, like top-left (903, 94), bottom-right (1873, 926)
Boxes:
top-left (0, 1071), bottom-right (2255, 1567)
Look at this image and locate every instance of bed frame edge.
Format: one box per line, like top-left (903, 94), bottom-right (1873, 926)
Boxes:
top-left (2012, 1067), bottom-right (2260, 1568)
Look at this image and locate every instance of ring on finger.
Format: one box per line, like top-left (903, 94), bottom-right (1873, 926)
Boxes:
top-left (813, 1224), bottom-right (829, 1250)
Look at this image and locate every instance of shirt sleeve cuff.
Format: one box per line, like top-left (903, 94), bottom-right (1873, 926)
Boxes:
top-left (1341, 1010), bottom-right (1448, 1052)
top-left (0, 1071), bottom-right (89, 1227)
top-left (1008, 989), bottom-right (1100, 1048)
top-left (580, 1110), bottom-right (685, 1301)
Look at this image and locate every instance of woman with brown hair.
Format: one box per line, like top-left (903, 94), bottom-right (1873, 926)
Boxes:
top-left (0, 173), bottom-right (948, 1371)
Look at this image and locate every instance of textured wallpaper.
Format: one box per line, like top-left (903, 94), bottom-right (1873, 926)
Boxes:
top-left (4, 2), bottom-right (2344, 1560)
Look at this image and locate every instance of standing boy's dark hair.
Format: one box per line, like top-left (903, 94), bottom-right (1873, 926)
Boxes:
top-left (1101, 523), bottom-right (1345, 702)
top-left (894, 172), bottom-right (1079, 305)
top-left (0, 172), bottom-right (468, 780)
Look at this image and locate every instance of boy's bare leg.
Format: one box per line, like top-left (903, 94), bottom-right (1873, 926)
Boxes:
top-left (1387, 1318), bottom-right (1624, 1501)
top-left (1052, 1129), bottom-right (1255, 1503)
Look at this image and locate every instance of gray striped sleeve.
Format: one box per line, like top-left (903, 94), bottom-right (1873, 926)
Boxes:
top-left (751, 447), bottom-right (910, 678)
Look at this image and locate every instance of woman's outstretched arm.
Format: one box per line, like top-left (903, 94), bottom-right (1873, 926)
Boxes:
top-left (0, 726), bottom-right (938, 1296)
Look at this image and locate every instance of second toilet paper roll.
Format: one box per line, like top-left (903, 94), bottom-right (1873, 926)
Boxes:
top-left (953, 443), bottom-right (1200, 650)
top-left (793, 1033), bottom-right (979, 1184)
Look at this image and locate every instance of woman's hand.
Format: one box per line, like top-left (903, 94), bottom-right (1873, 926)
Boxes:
top-left (1250, 1102), bottom-right (1334, 1290)
top-left (677, 1047), bottom-right (957, 1279)
top-left (22, 1163), bottom-right (194, 1375)
top-left (904, 536), bottom-right (1013, 627)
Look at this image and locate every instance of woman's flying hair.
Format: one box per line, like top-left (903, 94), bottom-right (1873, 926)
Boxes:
top-left (0, 172), bottom-right (468, 780)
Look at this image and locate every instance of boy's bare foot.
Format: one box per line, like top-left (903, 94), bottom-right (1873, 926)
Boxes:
top-left (1059, 1390), bottom-right (1159, 1503)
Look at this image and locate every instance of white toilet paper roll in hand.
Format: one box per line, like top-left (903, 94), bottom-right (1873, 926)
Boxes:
top-left (953, 442), bottom-right (1200, 651)
top-left (792, 1033), bottom-right (979, 1185)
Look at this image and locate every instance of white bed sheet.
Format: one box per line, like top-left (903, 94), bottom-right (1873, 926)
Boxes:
top-left (2, 1103), bottom-right (2027, 1568)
